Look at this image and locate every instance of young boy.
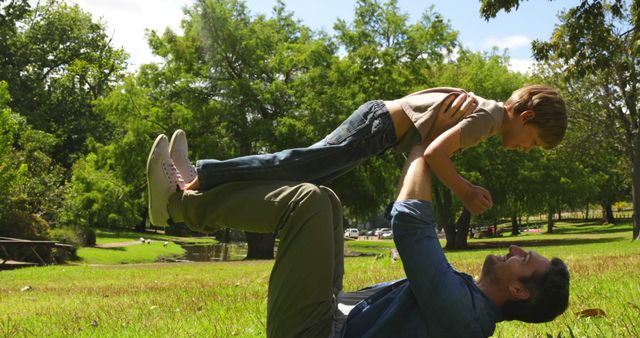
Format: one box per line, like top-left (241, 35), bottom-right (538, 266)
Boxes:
top-left (148, 85), bottom-right (567, 226)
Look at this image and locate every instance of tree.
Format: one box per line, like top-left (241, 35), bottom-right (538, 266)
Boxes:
top-left (169, 0), bottom-right (459, 255)
top-left (535, 67), bottom-right (631, 224)
top-left (1, 0), bottom-right (127, 169)
top-left (479, 0), bottom-right (640, 240)
top-left (0, 81), bottom-right (65, 240)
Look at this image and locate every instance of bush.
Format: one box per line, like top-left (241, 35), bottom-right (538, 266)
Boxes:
top-left (0, 209), bottom-right (50, 240)
top-left (49, 227), bottom-right (84, 247)
top-left (84, 228), bottom-right (96, 246)
top-left (59, 153), bottom-right (141, 229)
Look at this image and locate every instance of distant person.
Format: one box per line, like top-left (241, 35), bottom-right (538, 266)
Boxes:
top-left (146, 86), bottom-right (568, 336)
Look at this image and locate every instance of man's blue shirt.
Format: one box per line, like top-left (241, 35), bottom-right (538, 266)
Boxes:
top-left (341, 200), bottom-right (503, 337)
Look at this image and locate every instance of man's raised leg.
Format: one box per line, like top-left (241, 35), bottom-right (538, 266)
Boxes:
top-left (168, 181), bottom-right (343, 337)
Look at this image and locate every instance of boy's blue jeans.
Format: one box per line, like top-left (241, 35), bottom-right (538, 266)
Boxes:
top-left (196, 100), bottom-right (399, 190)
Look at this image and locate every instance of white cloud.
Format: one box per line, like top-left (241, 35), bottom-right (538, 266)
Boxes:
top-left (483, 35), bottom-right (532, 50)
top-left (508, 58), bottom-right (534, 74)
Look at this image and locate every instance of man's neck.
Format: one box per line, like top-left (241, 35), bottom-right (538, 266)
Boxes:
top-left (476, 277), bottom-right (507, 307)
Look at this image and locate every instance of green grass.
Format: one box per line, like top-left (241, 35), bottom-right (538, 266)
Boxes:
top-left (1, 222), bottom-right (639, 337)
top-left (75, 229), bottom-right (218, 265)
top-left (94, 229), bottom-right (217, 245)
top-left (77, 242), bottom-right (186, 265)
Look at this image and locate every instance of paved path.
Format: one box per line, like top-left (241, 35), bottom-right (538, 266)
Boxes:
top-left (94, 241), bottom-right (146, 248)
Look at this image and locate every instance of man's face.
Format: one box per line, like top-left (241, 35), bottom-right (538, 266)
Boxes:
top-left (480, 245), bottom-right (551, 297)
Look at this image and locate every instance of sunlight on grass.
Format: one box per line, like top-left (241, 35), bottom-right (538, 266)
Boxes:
top-left (1, 221), bottom-right (638, 336)
top-left (77, 242), bottom-right (185, 265)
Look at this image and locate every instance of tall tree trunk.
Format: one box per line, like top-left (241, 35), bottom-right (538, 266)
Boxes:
top-left (633, 135), bottom-right (640, 240)
top-left (547, 210), bottom-right (554, 233)
top-left (557, 210), bottom-right (562, 220)
top-left (601, 202), bottom-right (616, 224)
top-left (453, 209), bottom-right (471, 249)
top-left (244, 232), bottom-right (275, 259)
top-left (444, 223), bottom-right (456, 250)
top-left (511, 214), bottom-right (519, 236)
top-left (136, 208), bottom-right (147, 232)
top-left (585, 205), bottom-right (589, 221)
top-left (434, 184), bottom-right (456, 249)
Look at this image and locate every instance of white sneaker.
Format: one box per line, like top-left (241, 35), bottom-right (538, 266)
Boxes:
top-left (146, 134), bottom-right (185, 227)
top-left (169, 129), bottom-right (197, 184)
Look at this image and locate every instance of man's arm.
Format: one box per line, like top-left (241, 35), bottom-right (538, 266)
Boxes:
top-left (396, 144), bottom-right (433, 202)
top-left (423, 125), bottom-right (493, 215)
top-left (392, 146), bottom-right (475, 330)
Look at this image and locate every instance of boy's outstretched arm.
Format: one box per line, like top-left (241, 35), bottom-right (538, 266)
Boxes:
top-left (423, 125), bottom-right (493, 215)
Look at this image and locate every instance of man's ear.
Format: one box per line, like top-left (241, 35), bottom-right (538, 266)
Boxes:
top-left (519, 110), bottom-right (535, 122)
top-left (508, 283), bottom-right (530, 301)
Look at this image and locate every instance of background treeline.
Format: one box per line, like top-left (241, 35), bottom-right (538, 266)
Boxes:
top-left (0, 0), bottom-right (634, 250)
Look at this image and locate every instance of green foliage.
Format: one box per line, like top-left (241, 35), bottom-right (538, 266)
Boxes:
top-left (0, 81), bottom-right (64, 240)
top-left (478, 0), bottom-right (525, 19)
top-left (1, 0), bottom-right (634, 238)
top-left (49, 226), bottom-right (84, 246)
top-left (526, 0), bottom-right (639, 238)
top-left (327, 0), bottom-right (459, 219)
top-left (60, 153), bottom-right (141, 230)
top-left (1, 0), bottom-right (127, 168)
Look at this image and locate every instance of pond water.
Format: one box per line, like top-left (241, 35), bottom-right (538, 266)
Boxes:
top-left (179, 242), bottom-right (248, 262)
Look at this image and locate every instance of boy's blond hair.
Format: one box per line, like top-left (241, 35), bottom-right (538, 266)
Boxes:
top-left (505, 85), bottom-right (567, 149)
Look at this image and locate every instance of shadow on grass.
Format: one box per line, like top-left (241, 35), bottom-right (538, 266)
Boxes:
top-left (468, 237), bottom-right (620, 249)
top-left (552, 226), bottom-right (633, 235)
top-left (91, 246), bottom-right (126, 251)
top-left (96, 231), bottom-right (148, 240)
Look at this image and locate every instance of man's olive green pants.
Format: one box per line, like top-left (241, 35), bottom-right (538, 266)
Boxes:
top-left (168, 181), bottom-right (344, 337)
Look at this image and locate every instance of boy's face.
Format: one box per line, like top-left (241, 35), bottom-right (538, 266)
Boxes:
top-left (501, 111), bottom-right (542, 152)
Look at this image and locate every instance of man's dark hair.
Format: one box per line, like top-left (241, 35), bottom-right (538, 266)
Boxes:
top-left (502, 258), bottom-right (570, 323)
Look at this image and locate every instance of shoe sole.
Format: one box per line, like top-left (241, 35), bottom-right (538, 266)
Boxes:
top-left (168, 129), bottom-right (181, 157)
top-left (147, 134), bottom-right (168, 227)
top-left (169, 129), bottom-right (196, 183)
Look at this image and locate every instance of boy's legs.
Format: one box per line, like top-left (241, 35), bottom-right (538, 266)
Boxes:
top-left (191, 92), bottom-right (472, 191)
top-left (195, 101), bottom-right (402, 190)
top-left (168, 181), bottom-right (343, 337)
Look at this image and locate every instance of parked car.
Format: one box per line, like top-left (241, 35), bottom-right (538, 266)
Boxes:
top-left (374, 228), bottom-right (391, 237)
top-left (379, 229), bottom-right (393, 239)
top-left (344, 228), bottom-right (359, 239)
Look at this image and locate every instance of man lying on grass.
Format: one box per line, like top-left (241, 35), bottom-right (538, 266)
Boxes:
top-left (147, 142), bottom-right (570, 337)
top-left (338, 145), bottom-right (570, 337)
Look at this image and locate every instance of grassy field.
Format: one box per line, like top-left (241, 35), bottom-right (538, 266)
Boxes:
top-left (1, 222), bottom-right (639, 337)
top-left (75, 229), bottom-right (217, 265)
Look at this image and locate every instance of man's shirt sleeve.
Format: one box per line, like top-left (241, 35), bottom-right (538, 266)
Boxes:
top-left (391, 200), bottom-right (474, 328)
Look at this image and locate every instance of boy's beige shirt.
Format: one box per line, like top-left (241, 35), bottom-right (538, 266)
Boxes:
top-left (395, 87), bottom-right (505, 151)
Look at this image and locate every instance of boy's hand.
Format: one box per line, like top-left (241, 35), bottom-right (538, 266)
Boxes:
top-left (461, 184), bottom-right (493, 215)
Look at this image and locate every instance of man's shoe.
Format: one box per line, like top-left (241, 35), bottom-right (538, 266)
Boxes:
top-left (147, 134), bottom-right (184, 227)
top-left (169, 129), bottom-right (197, 184)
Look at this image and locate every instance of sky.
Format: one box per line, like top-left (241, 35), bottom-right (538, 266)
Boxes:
top-left (63, 0), bottom-right (582, 73)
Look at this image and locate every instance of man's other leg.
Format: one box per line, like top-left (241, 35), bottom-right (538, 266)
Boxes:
top-left (267, 185), bottom-right (343, 337)
top-left (169, 181), bottom-right (341, 337)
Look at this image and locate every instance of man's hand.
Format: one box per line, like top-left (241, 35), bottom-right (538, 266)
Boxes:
top-left (427, 93), bottom-right (477, 141)
top-left (461, 183), bottom-right (493, 216)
